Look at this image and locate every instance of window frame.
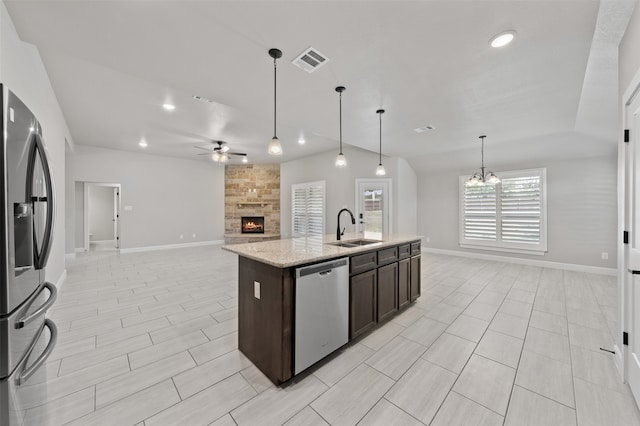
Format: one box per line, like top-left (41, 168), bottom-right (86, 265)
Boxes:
top-left (292, 180), bottom-right (326, 238)
top-left (458, 168), bottom-right (547, 255)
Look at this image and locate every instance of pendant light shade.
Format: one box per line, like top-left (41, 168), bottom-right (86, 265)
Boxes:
top-left (465, 135), bottom-right (500, 186)
top-left (335, 86), bottom-right (347, 168)
top-left (375, 109), bottom-right (386, 176)
top-left (268, 48), bottom-right (283, 156)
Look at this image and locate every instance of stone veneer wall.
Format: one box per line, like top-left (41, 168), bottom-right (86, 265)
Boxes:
top-left (225, 164), bottom-right (280, 235)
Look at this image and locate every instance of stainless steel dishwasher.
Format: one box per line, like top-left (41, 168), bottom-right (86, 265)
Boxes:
top-left (295, 257), bottom-right (349, 375)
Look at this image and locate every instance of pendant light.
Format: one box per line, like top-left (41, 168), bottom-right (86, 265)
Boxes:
top-left (268, 48), bottom-right (283, 155)
top-left (465, 135), bottom-right (500, 186)
top-left (375, 109), bottom-right (386, 176)
top-left (335, 86), bottom-right (347, 168)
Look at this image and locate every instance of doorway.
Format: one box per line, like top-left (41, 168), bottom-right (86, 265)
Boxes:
top-left (355, 179), bottom-right (392, 240)
top-left (75, 182), bottom-right (121, 252)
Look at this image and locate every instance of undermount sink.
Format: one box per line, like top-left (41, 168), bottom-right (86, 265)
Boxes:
top-left (327, 239), bottom-right (382, 248)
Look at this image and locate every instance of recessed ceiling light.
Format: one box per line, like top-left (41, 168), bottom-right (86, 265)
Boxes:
top-left (298, 137), bottom-right (306, 145)
top-left (490, 30), bottom-right (516, 48)
top-left (162, 103), bottom-right (176, 111)
top-left (139, 139), bottom-right (148, 148)
top-left (413, 125), bottom-right (435, 133)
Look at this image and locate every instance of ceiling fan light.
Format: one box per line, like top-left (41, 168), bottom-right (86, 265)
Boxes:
top-left (242, 156), bottom-right (248, 163)
top-left (219, 154), bottom-right (229, 163)
top-left (376, 164), bottom-right (386, 176)
top-left (212, 152), bottom-right (220, 162)
top-left (268, 136), bottom-right (283, 155)
top-left (335, 153), bottom-right (347, 168)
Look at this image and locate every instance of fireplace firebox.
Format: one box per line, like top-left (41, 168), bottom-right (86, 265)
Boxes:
top-left (241, 216), bottom-right (265, 234)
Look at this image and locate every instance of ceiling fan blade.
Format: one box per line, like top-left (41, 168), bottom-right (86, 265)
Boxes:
top-left (194, 145), bottom-right (213, 152)
top-left (227, 151), bottom-right (247, 156)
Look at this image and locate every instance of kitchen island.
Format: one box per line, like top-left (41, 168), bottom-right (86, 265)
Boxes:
top-left (222, 233), bottom-right (422, 385)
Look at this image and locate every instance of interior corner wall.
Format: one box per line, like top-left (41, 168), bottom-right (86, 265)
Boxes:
top-left (70, 145), bottom-right (225, 249)
top-left (417, 154), bottom-right (617, 269)
top-left (619, 2), bottom-right (640, 95)
top-left (280, 145), bottom-right (417, 238)
top-left (393, 157), bottom-right (418, 235)
top-left (1, 3), bottom-right (74, 285)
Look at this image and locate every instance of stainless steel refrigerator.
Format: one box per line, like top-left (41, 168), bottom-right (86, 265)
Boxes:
top-left (0, 85), bottom-right (58, 426)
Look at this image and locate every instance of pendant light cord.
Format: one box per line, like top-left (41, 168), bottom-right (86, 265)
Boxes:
top-left (339, 91), bottom-right (343, 154)
top-left (273, 57), bottom-right (277, 137)
top-left (379, 111), bottom-right (382, 164)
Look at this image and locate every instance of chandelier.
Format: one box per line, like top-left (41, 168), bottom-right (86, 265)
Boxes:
top-left (466, 135), bottom-right (500, 186)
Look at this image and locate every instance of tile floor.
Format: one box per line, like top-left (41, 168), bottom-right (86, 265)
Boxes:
top-left (27, 245), bottom-right (640, 425)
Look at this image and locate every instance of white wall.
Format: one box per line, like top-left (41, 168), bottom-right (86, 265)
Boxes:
top-left (1, 3), bottom-right (73, 285)
top-left (280, 145), bottom-right (418, 238)
top-left (68, 145), bottom-right (225, 250)
top-left (74, 182), bottom-right (84, 250)
top-left (417, 154), bottom-right (618, 269)
top-left (89, 185), bottom-right (114, 241)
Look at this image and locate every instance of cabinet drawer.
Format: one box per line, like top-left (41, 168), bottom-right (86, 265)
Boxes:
top-left (411, 242), bottom-right (421, 256)
top-left (398, 244), bottom-right (411, 259)
top-left (378, 247), bottom-right (398, 266)
top-left (350, 251), bottom-right (378, 275)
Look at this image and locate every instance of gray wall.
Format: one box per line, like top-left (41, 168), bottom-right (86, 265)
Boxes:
top-left (1, 4), bottom-right (74, 285)
top-left (280, 145), bottom-right (418, 238)
top-left (89, 185), bottom-right (114, 241)
top-left (74, 182), bottom-right (84, 249)
top-left (68, 145), bottom-right (225, 250)
top-left (417, 154), bottom-right (617, 269)
top-left (619, 3), bottom-right (640, 95)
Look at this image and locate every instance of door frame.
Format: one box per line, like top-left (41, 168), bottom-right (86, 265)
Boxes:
top-left (82, 182), bottom-right (122, 251)
top-left (354, 178), bottom-right (393, 236)
top-left (620, 66), bottom-right (640, 385)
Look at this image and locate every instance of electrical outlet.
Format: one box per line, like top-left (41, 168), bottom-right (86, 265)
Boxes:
top-left (179, 234), bottom-right (184, 239)
top-left (254, 281), bottom-right (260, 299)
top-left (602, 252), bottom-right (609, 260)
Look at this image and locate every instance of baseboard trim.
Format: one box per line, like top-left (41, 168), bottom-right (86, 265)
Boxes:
top-left (119, 240), bottom-right (224, 254)
top-left (422, 247), bottom-right (616, 276)
top-left (54, 269), bottom-right (67, 292)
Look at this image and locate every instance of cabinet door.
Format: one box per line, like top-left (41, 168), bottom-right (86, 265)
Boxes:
top-left (350, 270), bottom-right (377, 339)
top-left (377, 263), bottom-right (398, 322)
top-left (398, 259), bottom-right (411, 309)
top-left (410, 255), bottom-right (421, 302)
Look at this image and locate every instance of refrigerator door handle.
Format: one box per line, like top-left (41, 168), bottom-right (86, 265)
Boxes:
top-left (17, 319), bottom-right (57, 385)
top-left (26, 132), bottom-right (56, 270)
top-left (15, 282), bottom-right (57, 329)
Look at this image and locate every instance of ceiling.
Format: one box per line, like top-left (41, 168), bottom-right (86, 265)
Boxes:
top-left (4, 1), bottom-right (636, 174)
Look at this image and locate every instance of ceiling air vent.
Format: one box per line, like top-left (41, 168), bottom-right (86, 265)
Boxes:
top-left (292, 47), bottom-right (329, 73)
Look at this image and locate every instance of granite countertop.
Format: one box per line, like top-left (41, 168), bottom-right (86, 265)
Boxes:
top-left (222, 233), bottom-right (423, 268)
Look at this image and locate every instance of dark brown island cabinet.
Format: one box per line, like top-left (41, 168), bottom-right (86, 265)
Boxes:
top-left (236, 240), bottom-right (421, 385)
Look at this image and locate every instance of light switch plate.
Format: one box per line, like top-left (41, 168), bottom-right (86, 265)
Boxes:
top-left (254, 281), bottom-right (260, 299)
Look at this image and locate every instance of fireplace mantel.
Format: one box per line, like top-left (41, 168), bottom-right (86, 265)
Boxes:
top-left (237, 202), bottom-right (269, 207)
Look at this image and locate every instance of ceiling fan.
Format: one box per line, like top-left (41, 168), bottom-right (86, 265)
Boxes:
top-left (195, 140), bottom-right (248, 163)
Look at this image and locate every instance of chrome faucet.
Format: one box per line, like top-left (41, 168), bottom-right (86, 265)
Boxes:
top-left (337, 208), bottom-right (356, 240)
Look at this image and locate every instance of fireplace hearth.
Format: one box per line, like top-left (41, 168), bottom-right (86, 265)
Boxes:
top-left (241, 216), bottom-right (265, 234)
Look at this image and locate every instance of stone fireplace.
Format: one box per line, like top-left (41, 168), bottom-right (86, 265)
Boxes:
top-left (224, 164), bottom-right (281, 244)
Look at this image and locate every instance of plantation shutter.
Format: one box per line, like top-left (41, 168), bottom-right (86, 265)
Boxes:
top-left (292, 181), bottom-right (325, 237)
top-left (463, 184), bottom-right (497, 241)
top-left (500, 174), bottom-right (541, 244)
top-left (459, 168), bottom-right (546, 253)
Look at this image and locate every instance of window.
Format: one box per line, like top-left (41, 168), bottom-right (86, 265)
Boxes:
top-left (292, 181), bottom-right (325, 237)
top-left (459, 168), bottom-right (547, 254)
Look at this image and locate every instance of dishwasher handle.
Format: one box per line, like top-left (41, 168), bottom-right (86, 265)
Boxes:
top-left (296, 258), bottom-right (348, 278)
